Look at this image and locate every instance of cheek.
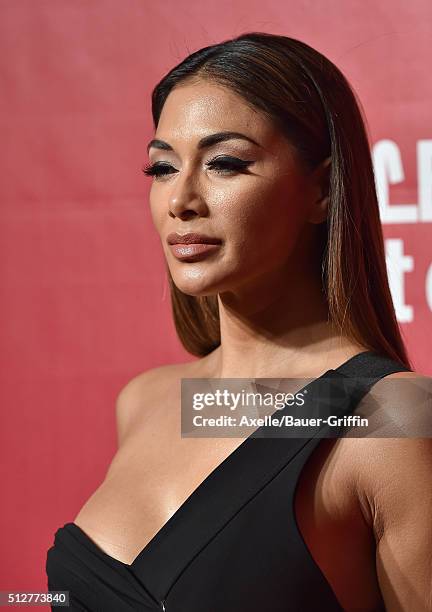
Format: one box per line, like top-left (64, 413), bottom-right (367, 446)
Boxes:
top-left (148, 189), bottom-right (164, 232)
top-left (218, 176), bottom-right (308, 253)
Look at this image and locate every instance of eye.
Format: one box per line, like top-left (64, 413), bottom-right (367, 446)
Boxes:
top-left (141, 162), bottom-right (176, 179)
top-left (141, 156), bottom-right (254, 181)
top-left (206, 156), bottom-right (254, 175)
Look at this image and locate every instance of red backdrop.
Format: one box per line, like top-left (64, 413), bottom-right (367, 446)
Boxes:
top-left (0, 0), bottom-right (431, 603)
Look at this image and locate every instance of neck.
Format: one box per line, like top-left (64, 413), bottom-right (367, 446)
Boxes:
top-left (207, 262), bottom-right (363, 379)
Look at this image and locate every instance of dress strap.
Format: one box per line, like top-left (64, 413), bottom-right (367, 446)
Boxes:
top-left (324, 349), bottom-right (413, 435)
top-left (335, 349), bottom-right (411, 380)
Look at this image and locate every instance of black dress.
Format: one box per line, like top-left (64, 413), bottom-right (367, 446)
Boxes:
top-left (46, 350), bottom-right (411, 611)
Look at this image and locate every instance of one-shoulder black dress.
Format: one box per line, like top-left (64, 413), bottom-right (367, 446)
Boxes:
top-left (46, 350), bottom-right (411, 611)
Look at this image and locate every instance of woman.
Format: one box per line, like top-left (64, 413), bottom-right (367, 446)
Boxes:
top-left (46, 32), bottom-right (431, 611)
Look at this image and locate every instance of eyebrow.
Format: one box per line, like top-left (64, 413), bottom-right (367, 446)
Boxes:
top-left (146, 131), bottom-right (260, 154)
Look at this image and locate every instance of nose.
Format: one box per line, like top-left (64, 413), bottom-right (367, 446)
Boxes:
top-left (168, 171), bottom-right (208, 220)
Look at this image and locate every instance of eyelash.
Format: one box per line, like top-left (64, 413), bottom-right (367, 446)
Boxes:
top-left (141, 156), bottom-right (254, 180)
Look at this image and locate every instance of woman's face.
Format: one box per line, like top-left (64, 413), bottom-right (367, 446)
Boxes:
top-left (146, 79), bottom-right (328, 297)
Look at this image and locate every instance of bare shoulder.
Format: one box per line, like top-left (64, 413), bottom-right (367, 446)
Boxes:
top-left (333, 427), bottom-right (432, 610)
top-left (114, 355), bottom-right (214, 445)
top-left (115, 360), bottom-right (192, 445)
top-left (345, 370), bottom-right (432, 612)
top-left (341, 370), bottom-right (432, 529)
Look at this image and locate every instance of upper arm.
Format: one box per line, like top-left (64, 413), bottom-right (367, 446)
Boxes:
top-left (359, 437), bottom-right (432, 611)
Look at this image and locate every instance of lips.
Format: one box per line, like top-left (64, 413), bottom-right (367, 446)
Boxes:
top-left (166, 232), bottom-right (222, 246)
top-left (166, 232), bottom-right (222, 262)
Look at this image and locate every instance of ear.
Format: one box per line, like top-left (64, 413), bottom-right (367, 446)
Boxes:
top-left (307, 156), bottom-right (331, 225)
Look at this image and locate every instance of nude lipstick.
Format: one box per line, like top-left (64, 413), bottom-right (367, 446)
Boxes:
top-left (166, 232), bottom-right (222, 262)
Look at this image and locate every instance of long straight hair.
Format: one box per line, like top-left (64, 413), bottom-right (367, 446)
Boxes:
top-left (149, 32), bottom-right (411, 368)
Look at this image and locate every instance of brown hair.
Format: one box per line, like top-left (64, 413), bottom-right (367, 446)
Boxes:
top-left (150, 32), bottom-right (412, 368)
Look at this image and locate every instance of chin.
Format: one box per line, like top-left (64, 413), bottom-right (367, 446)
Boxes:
top-left (170, 267), bottom-right (229, 297)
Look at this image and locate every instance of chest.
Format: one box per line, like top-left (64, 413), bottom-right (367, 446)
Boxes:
top-left (74, 407), bottom-right (383, 610)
